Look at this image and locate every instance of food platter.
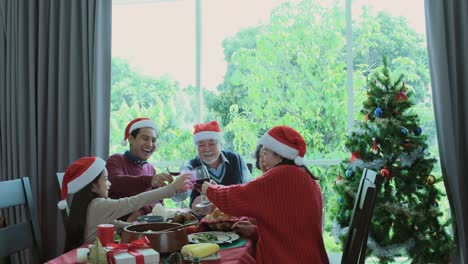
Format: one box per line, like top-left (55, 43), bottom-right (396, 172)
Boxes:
top-left (188, 231), bottom-right (240, 244)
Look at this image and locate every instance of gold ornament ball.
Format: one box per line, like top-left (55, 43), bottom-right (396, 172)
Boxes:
top-left (426, 175), bottom-right (436, 185)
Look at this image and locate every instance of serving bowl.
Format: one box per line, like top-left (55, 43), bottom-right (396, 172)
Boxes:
top-left (120, 222), bottom-right (189, 254)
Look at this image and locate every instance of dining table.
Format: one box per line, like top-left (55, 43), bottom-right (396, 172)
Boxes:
top-left (45, 237), bottom-right (256, 264)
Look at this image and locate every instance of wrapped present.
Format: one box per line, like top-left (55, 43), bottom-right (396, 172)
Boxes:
top-left (106, 236), bottom-right (159, 264)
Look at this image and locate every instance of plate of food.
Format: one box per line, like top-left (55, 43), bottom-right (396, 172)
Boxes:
top-left (136, 215), bottom-right (164, 223)
top-left (188, 231), bottom-right (240, 244)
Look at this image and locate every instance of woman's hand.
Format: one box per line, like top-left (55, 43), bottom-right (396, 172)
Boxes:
top-left (201, 181), bottom-right (212, 194)
top-left (231, 220), bottom-right (256, 238)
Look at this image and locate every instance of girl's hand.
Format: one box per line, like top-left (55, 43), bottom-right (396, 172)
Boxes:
top-left (173, 174), bottom-right (193, 192)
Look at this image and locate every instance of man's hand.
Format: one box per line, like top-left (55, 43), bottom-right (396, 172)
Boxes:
top-left (151, 172), bottom-right (173, 188)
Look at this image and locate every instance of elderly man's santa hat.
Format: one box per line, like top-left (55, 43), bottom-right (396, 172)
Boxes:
top-left (57, 157), bottom-right (106, 210)
top-left (257, 126), bottom-right (306, 166)
top-left (121, 117), bottom-right (158, 146)
top-left (193, 120), bottom-right (223, 144)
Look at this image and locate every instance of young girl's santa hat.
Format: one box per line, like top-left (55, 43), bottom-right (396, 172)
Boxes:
top-left (121, 117), bottom-right (158, 146)
top-left (57, 157), bottom-right (106, 210)
top-left (193, 120), bottom-right (222, 144)
top-left (257, 126), bottom-right (306, 166)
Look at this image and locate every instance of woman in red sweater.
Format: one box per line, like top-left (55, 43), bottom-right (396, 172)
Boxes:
top-left (202, 126), bottom-right (329, 264)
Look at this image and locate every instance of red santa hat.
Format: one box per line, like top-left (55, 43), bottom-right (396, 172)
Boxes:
top-left (121, 117), bottom-right (158, 146)
top-left (57, 157), bottom-right (106, 210)
top-left (193, 120), bottom-right (223, 144)
top-left (257, 126), bottom-right (306, 166)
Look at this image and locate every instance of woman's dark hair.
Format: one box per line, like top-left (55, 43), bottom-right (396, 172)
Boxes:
top-left (277, 158), bottom-right (318, 180)
top-left (254, 144), bottom-right (263, 170)
top-left (64, 172), bottom-right (102, 252)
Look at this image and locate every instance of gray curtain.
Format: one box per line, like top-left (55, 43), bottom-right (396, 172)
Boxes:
top-left (425, 1), bottom-right (468, 263)
top-left (0, 0), bottom-right (111, 261)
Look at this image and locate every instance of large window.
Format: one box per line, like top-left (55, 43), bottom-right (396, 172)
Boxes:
top-left (112, 0), bottom-right (448, 259)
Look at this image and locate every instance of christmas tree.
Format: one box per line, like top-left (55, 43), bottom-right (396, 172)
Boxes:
top-left (332, 57), bottom-right (454, 263)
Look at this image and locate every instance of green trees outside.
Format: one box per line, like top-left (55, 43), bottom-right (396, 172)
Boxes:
top-left (111, 0), bottom-right (448, 255)
top-left (110, 58), bottom-right (200, 164)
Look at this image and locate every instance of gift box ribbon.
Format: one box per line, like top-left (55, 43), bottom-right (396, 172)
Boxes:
top-left (106, 236), bottom-right (151, 264)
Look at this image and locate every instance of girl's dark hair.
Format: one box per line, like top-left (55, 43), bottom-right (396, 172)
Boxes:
top-left (64, 172), bottom-right (102, 252)
top-left (277, 158), bottom-right (318, 180)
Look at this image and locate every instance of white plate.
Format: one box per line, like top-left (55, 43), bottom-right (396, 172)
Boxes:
top-left (188, 231), bottom-right (240, 244)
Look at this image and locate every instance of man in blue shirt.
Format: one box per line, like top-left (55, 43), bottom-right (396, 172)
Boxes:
top-left (175, 120), bottom-right (250, 208)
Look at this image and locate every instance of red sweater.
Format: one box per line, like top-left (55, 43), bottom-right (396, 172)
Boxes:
top-left (206, 165), bottom-right (329, 264)
top-left (106, 154), bottom-right (157, 216)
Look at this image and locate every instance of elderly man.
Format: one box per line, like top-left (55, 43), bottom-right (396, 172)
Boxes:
top-left (179, 120), bottom-right (250, 208)
top-left (106, 117), bottom-right (173, 222)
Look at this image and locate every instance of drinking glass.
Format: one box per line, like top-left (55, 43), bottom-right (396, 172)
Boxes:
top-left (193, 166), bottom-right (212, 213)
top-left (170, 169), bottom-right (192, 208)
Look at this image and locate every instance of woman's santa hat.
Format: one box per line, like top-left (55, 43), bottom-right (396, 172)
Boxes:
top-left (57, 157), bottom-right (106, 210)
top-left (193, 120), bottom-right (223, 144)
top-left (121, 117), bottom-right (158, 146)
top-left (257, 126), bottom-right (306, 166)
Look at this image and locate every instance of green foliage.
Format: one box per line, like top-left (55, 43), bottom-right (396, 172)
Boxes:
top-left (331, 57), bottom-right (453, 263)
top-left (110, 59), bottom-right (199, 165)
top-left (210, 1), bottom-right (349, 159)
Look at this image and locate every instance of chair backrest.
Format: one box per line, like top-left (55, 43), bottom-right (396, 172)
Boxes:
top-left (341, 168), bottom-right (383, 264)
top-left (0, 177), bottom-right (43, 261)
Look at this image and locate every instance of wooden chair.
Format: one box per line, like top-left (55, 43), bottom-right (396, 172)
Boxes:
top-left (341, 168), bottom-right (383, 264)
top-left (0, 177), bottom-right (43, 262)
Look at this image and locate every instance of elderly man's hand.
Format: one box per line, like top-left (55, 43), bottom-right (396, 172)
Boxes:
top-left (151, 172), bottom-right (173, 188)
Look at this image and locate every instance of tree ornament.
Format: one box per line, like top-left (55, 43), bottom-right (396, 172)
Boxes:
top-left (374, 107), bottom-right (384, 118)
top-left (395, 83), bottom-right (409, 101)
top-left (414, 127), bottom-right (423, 136)
top-left (338, 197), bottom-right (344, 204)
top-left (426, 175), bottom-right (436, 185)
top-left (349, 150), bottom-right (362, 163)
top-left (365, 114), bottom-right (369, 123)
top-left (372, 137), bottom-right (379, 154)
top-left (400, 127), bottom-right (409, 136)
top-left (432, 200), bottom-right (439, 207)
top-left (334, 171), bottom-right (343, 186)
top-left (345, 168), bottom-right (355, 178)
top-left (380, 167), bottom-right (391, 178)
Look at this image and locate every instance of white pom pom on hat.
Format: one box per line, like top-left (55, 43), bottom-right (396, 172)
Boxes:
top-left (193, 120), bottom-right (223, 144)
top-left (257, 126), bottom-right (306, 166)
top-left (57, 157), bottom-right (106, 210)
top-left (121, 117), bottom-right (158, 146)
